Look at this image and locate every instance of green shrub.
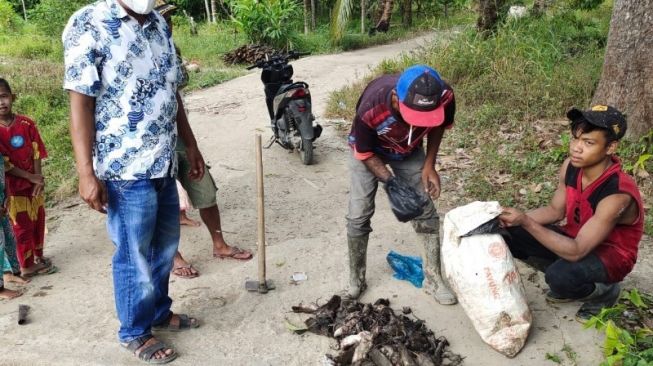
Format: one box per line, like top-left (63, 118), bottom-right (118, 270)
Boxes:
top-left (30, 0), bottom-right (91, 37)
top-left (0, 0), bottom-right (21, 31)
top-left (566, 0), bottom-right (605, 10)
top-left (227, 0), bottom-right (300, 49)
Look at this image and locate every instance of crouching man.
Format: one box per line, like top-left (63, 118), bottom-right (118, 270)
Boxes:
top-left (499, 105), bottom-right (644, 322)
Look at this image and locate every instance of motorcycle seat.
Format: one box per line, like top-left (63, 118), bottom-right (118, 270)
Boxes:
top-left (278, 82), bottom-right (309, 94)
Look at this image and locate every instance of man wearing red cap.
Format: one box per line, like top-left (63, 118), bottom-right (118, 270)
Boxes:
top-left (345, 64), bottom-right (457, 305)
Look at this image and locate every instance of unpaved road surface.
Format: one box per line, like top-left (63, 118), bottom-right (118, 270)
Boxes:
top-left (1, 32), bottom-right (651, 366)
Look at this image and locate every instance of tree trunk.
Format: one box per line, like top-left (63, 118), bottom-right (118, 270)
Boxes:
top-left (361, 0), bottom-right (366, 34)
top-left (375, 0), bottom-right (384, 23)
top-left (204, 0), bottom-right (212, 22)
top-left (210, 0), bottom-right (217, 23)
top-left (20, 0), bottom-right (27, 20)
top-left (444, 2), bottom-right (449, 18)
top-left (402, 0), bottom-right (412, 26)
top-left (376, 0), bottom-right (394, 32)
top-left (311, 0), bottom-right (316, 30)
top-left (592, 0), bottom-right (653, 139)
top-left (476, 0), bottom-right (504, 34)
top-left (304, 0), bottom-right (310, 34)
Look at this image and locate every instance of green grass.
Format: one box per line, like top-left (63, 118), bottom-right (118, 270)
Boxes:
top-left (171, 21), bottom-right (247, 91)
top-left (325, 2), bottom-right (653, 235)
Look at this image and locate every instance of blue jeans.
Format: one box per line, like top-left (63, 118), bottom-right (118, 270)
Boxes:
top-left (105, 178), bottom-right (180, 342)
top-left (503, 226), bottom-right (609, 299)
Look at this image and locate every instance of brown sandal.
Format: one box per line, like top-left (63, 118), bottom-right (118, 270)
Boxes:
top-left (213, 246), bottom-right (253, 261)
top-left (121, 335), bottom-right (177, 364)
top-left (152, 313), bottom-right (199, 332)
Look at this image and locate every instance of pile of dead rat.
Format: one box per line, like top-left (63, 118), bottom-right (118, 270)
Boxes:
top-left (284, 202), bottom-right (533, 365)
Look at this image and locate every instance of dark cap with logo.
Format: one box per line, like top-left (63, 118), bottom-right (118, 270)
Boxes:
top-left (567, 105), bottom-right (627, 140)
top-left (396, 65), bottom-right (446, 127)
top-left (155, 0), bottom-right (177, 17)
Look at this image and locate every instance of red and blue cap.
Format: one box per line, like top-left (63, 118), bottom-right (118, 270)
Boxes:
top-left (396, 65), bottom-right (446, 127)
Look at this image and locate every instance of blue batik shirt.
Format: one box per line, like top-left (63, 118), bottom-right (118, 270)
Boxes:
top-left (62, 0), bottom-right (182, 180)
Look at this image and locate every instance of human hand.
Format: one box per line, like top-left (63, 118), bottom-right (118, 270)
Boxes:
top-left (185, 145), bottom-right (205, 181)
top-left (31, 179), bottom-right (44, 197)
top-left (499, 207), bottom-right (527, 228)
top-left (79, 174), bottom-right (108, 213)
top-left (28, 173), bottom-right (44, 186)
top-left (421, 166), bottom-right (441, 199)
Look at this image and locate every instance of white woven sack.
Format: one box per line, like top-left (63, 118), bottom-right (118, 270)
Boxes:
top-left (442, 201), bottom-right (532, 358)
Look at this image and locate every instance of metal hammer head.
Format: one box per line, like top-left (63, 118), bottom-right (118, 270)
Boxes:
top-left (245, 280), bottom-right (275, 294)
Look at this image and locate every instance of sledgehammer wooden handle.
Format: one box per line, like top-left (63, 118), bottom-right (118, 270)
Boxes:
top-left (255, 134), bottom-right (267, 292)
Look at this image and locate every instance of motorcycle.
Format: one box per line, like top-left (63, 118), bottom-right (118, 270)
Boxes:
top-left (247, 51), bottom-right (322, 165)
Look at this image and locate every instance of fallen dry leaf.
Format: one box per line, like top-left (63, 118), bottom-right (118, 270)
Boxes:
top-left (529, 183), bottom-right (543, 193)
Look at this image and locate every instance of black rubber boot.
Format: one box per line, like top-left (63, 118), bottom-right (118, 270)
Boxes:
top-left (345, 234), bottom-right (369, 299)
top-left (575, 283), bottom-right (621, 322)
top-left (419, 233), bottom-right (457, 305)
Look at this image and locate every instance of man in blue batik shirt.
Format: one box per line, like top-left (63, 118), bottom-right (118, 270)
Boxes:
top-left (63, 0), bottom-right (203, 362)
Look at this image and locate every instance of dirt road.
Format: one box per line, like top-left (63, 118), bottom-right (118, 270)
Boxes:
top-left (1, 33), bottom-right (650, 366)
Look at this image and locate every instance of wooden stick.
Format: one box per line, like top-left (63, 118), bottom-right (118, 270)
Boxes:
top-left (255, 134), bottom-right (267, 292)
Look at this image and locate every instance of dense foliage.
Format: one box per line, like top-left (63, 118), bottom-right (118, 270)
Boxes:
top-left (227, 0), bottom-right (300, 49)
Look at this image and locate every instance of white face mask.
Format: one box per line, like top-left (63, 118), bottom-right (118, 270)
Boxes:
top-left (121, 0), bottom-right (157, 15)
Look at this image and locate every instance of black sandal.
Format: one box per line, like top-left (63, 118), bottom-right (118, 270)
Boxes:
top-left (122, 335), bottom-right (177, 364)
top-left (152, 313), bottom-right (199, 332)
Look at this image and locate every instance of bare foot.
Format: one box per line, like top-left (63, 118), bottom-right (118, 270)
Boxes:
top-left (180, 211), bottom-right (201, 227)
top-left (0, 287), bottom-right (23, 299)
top-left (3, 273), bottom-right (31, 285)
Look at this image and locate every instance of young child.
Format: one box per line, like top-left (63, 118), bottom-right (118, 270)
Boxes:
top-left (0, 147), bottom-right (24, 299)
top-left (0, 78), bottom-right (55, 278)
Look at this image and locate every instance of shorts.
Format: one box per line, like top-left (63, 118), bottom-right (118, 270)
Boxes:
top-left (176, 151), bottom-right (218, 209)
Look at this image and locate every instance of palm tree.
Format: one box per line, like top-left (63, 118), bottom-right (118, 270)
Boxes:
top-left (210, 0), bottom-right (218, 23)
top-left (204, 0), bottom-right (212, 22)
top-left (330, 0), bottom-right (354, 43)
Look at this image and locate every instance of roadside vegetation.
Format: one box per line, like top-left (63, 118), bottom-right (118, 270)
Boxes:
top-left (325, 0), bottom-right (652, 235)
top-left (0, 0), bottom-right (467, 201)
top-left (585, 289), bottom-right (653, 366)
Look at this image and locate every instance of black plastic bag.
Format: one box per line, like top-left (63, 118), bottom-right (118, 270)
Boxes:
top-left (384, 176), bottom-right (428, 222)
top-left (461, 217), bottom-right (506, 237)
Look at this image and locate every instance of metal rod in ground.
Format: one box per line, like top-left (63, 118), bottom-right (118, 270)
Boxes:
top-left (255, 134), bottom-right (268, 293)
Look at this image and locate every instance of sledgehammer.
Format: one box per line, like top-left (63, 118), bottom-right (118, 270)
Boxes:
top-left (245, 134), bottom-right (275, 293)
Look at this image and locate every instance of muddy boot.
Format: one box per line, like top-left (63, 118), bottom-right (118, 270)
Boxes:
top-left (419, 233), bottom-right (457, 305)
top-left (344, 234), bottom-right (369, 299)
top-left (575, 283), bottom-right (621, 322)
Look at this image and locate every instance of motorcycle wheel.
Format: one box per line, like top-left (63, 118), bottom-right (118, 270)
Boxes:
top-left (299, 138), bottom-right (313, 165)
